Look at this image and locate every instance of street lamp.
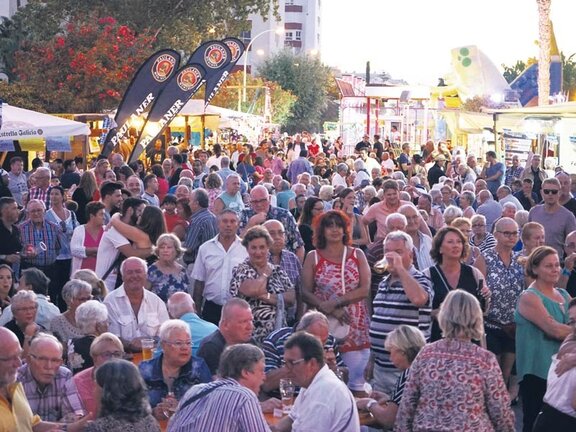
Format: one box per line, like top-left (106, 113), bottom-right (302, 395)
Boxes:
top-left (242, 26), bottom-right (284, 105)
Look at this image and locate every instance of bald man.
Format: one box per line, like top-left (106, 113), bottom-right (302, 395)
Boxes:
top-left (166, 292), bottom-right (217, 356)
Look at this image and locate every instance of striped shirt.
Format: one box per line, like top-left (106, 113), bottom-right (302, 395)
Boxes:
top-left (263, 326), bottom-right (344, 373)
top-left (183, 208), bottom-right (218, 264)
top-left (28, 186), bottom-right (53, 209)
top-left (18, 219), bottom-right (62, 267)
top-left (168, 378), bottom-right (270, 432)
top-left (17, 364), bottom-right (85, 422)
top-left (369, 266), bottom-right (433, 369)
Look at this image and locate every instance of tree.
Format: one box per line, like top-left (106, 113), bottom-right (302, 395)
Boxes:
top-left (8, 0), bottom-right (278, 55)
top-left (207, 71), bottom-right (296, 126)
top-left (502, 60), bottom-right (528, 84)
top-left (258, 50), bottom-right (332, 133)
top-left (562, 52), bottom-right (576, 97)
top-left (12, 16), bottom-right (155, 113)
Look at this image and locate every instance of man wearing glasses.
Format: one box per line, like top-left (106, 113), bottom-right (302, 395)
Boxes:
top-left (529, 178), bottom-right (576, 257)
top-left (28, 167), bottom-right (53, 210)
top-left (272, 332), bottom-right (360, 432)
top-left (239, 185), bottom-right (305, 263)
top-left (17, 333), bottom-right (85, 422)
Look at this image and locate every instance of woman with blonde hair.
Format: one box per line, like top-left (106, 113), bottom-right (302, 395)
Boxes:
top-left (357, 325), bottom-right (426, 430)
top-left (147, 233), bottom-right (190, 302)
top-left (72, 269), bottom-right (108, 301)
top-left (396, 290), bottom-right (515, 431)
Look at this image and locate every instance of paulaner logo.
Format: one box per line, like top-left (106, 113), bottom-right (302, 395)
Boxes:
top-left (152, 54), bottom-right (177, 82)
top-left (225, 40), bottom-right (242, 62)
top-left (204, 44), bottom-right (227, 69)
top-left (177, 67), bottom-right (202, 91)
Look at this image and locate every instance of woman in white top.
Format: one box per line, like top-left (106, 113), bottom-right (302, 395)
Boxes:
top-left (71, 201), bottom-right (105, 275)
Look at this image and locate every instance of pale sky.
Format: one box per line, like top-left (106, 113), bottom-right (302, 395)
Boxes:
top-left (322, 0), bottom-right (576, 85)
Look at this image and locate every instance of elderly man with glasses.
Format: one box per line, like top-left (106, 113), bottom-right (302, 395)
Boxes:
top-left (529, 178), bottom-right (576, 257)
top-left (17, 333), bottom-right (85, 422)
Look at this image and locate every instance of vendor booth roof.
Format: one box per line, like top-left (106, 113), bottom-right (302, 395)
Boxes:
top-left (490, 102), bottom-right (576, 118)
top-left (0, 104), bottom-right (90, 140)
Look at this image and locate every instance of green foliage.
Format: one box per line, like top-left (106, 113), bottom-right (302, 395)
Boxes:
top-left (208, 71), bottom-right (296, 126)
top-left (502, 60), bottom-right (528, 84)
top-left (0, 81), bottom-right (47, 112)
top-left (11, 16), bottom-right (155, 113)
top-left (7, 0), bottom-right (278, 54)
top-left (561, 52), bottom-right (576, 95)
top-left (258, 50), bottom-right (332, 133)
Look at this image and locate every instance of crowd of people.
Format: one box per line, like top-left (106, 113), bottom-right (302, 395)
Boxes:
top-left (1, 132), bottom-right (576, 431)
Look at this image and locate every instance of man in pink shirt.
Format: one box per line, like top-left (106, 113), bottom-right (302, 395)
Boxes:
top-left (364, 179), bottom-right (430, 241)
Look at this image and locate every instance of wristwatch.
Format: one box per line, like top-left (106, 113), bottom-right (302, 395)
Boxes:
top-left (366, 399), bottom-right (378, 412)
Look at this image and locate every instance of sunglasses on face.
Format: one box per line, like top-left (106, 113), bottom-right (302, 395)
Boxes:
top-left (542, 189), bottom-right (559, 195)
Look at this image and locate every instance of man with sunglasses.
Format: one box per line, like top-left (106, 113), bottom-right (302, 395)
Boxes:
top-left (529, 178), bottom-right (576, 257)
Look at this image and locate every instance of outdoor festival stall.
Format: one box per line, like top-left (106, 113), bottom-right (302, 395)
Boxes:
top-left (0, 103), bottom-right (91, 167)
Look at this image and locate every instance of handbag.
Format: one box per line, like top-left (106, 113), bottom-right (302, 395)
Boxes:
top-left (323, 248), bottom-right (350, 341)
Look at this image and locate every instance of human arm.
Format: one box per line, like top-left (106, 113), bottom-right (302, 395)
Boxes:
top-left (33, 414), bottom-right (93, 432)
top-left (474, 254), bottom-right (487, 277)
top-left (109, 214), bottom-right (152, 247)
top-left (70, 226), bottom-right (87, 259)
top-left (356, 398), bottom-right (398, 429)
top-left (517, 290), bottom-right (572, 340)
top-left (193, 280), bottom-right (205, 309)
top-left (483, 355), bottom-right (515, 431)
top-left (353, 214), bottom-right (370, 247)
top-left (388, 252), bottom-right (429, 307)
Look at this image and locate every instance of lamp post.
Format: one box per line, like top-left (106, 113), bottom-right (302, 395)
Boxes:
top-left (242, 26), bottom-right (284, 107)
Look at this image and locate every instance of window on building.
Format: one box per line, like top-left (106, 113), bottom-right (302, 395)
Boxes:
top-left (295, 30), bottom-right (302, 41)
top-left (286, 0), bottom-right (295, 4)
top-left (285, 31), bottom-right (294, 41)
top-left (240, 30), bottom-right (251, 45)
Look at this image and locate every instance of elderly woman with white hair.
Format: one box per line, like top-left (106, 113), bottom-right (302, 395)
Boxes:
top-left (49, 279), bottom-right (93, 342)
top-left (67, 299), bottom-right (109, 373)
top-left (353, 159), bottom-right (371, 188)
top-left (74, 332), bottom-right (125, 415)
top-left (470, 214), bottom-right (497, 253)
top-left (396, 290), bottom-right (515, 432)
top-left (139, 319), bottom-right (211, 420)
top-left (147, 233), bottom-right (190, 303)
top-left (318, 185), bottom-right (334, 211)
top-left (72, 268), bottom-right (108, 301)
top-left (443, 205), bottom-right (463, 227)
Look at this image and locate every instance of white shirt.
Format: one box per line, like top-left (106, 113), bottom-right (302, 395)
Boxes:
top-left (191, 235), bottom-right (248, 305)
top-left (95, 227), bottom-right (130, 292)
top-left (290, 365), bottom-right (360, 432)
top-left (364, 156), bottom-right (380, 174)
top-left (104, 285), bottom-right (169, 342)
top-left (354, 170), bottom-right (371, 188)
top-left (414, 232), bottom-right (434, 270)
top-left (544, 354), bottom-right (576, 417)
top-left (381, 158), bottom-right (396, 173)
top-left (332, 172), bottom-right (347, 187)
top-left (499, 194), bottom-right (523, 211)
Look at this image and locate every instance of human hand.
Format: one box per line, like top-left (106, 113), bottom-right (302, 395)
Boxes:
top-left (555, 353), bottom-right (576, 376)
top-left (564, 253), bottom-right (576, 272)
top-left (24, 322), bottom-right (39, 338)
top-left (356, 398), bottom-right (373, 411)
top-left (4, 253), bottom-right (20, 264)
top-left (369, 390), bottom-right (390, 402)
top-left (248, 212), bottom-right (267, 227)
top-left (324, 348), bottom-right (337, 370)
top-left (332, 307), bottom-right (350, 324)
top-left (66, 412), bottom-right (94, 432)
top-left (260, 397), bottom-right (282, 413)
top-left (319, 298), bottom-right (338, 315)
top-left (385, 252), bottom-right (403, 274)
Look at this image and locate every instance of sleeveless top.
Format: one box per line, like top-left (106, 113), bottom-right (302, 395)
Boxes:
top-left (218, 191), bottom-right (245, 213)
top-left (313, 248), bottom-right (370, 352)
top-left (515, 287), bottom-right (571, 381)
top-left (429, 263), bottom-right (481, 341)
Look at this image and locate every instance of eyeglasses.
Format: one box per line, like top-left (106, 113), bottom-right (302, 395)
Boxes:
top-left (251, 198), bottom-right (269, 205)
top-left (163, 340), bottom-right (193, 349)
top-left (497, 231), bottom-right (519, 238)
top-left (284, 358), bottom-right (306, 368)
top-left (267, 230), bottom-right (285, 236)
top-left (29, 353), bottom-right (62, 365)
top-left (95, 351), bottom-right (123, 360)
top-left (472, 224), bottom-right (486, 228)
top-left (542, 189), bottom-right (559, 195)
top-left (13, 305), bottom-right (38, 313)
top-left (74, 296), bottom-right (93, 302)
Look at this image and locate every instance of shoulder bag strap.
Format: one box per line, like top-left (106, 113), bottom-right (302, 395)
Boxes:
top-left (432, 264), bottom-right (452, 295)
top-left (334, 391), bottom-right (357, 432)
top-left (179, 381), bottom-right (232, 412)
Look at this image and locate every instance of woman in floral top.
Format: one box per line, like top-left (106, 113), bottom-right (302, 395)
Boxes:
top-left (147, 234), bottom-right (190, 302)
top-left (396, 290), bottom-right (515, 432)
top-left (230, 226), bottom-right (295, 344)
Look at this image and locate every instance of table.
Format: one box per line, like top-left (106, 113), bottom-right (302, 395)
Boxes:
top-left (264, 409), bottom-right (375, 427)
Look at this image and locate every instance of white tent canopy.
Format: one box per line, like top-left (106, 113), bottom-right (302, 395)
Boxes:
top-left (0, 103), bottom-right (90, 140)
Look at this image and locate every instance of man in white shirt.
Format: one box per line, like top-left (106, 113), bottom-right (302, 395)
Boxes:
top-left (7, 156), bottom-right (28, 206)
top-left (273, 332), bottom-right (360, 432)
top-left (331, 163), bottom-right (349, 187)
top-left (95, 197), bottom-right (148, 292)
top-left (191, 209), bottom-right (248, 325)
top-left (104, 257), bottom-right (169, 352)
